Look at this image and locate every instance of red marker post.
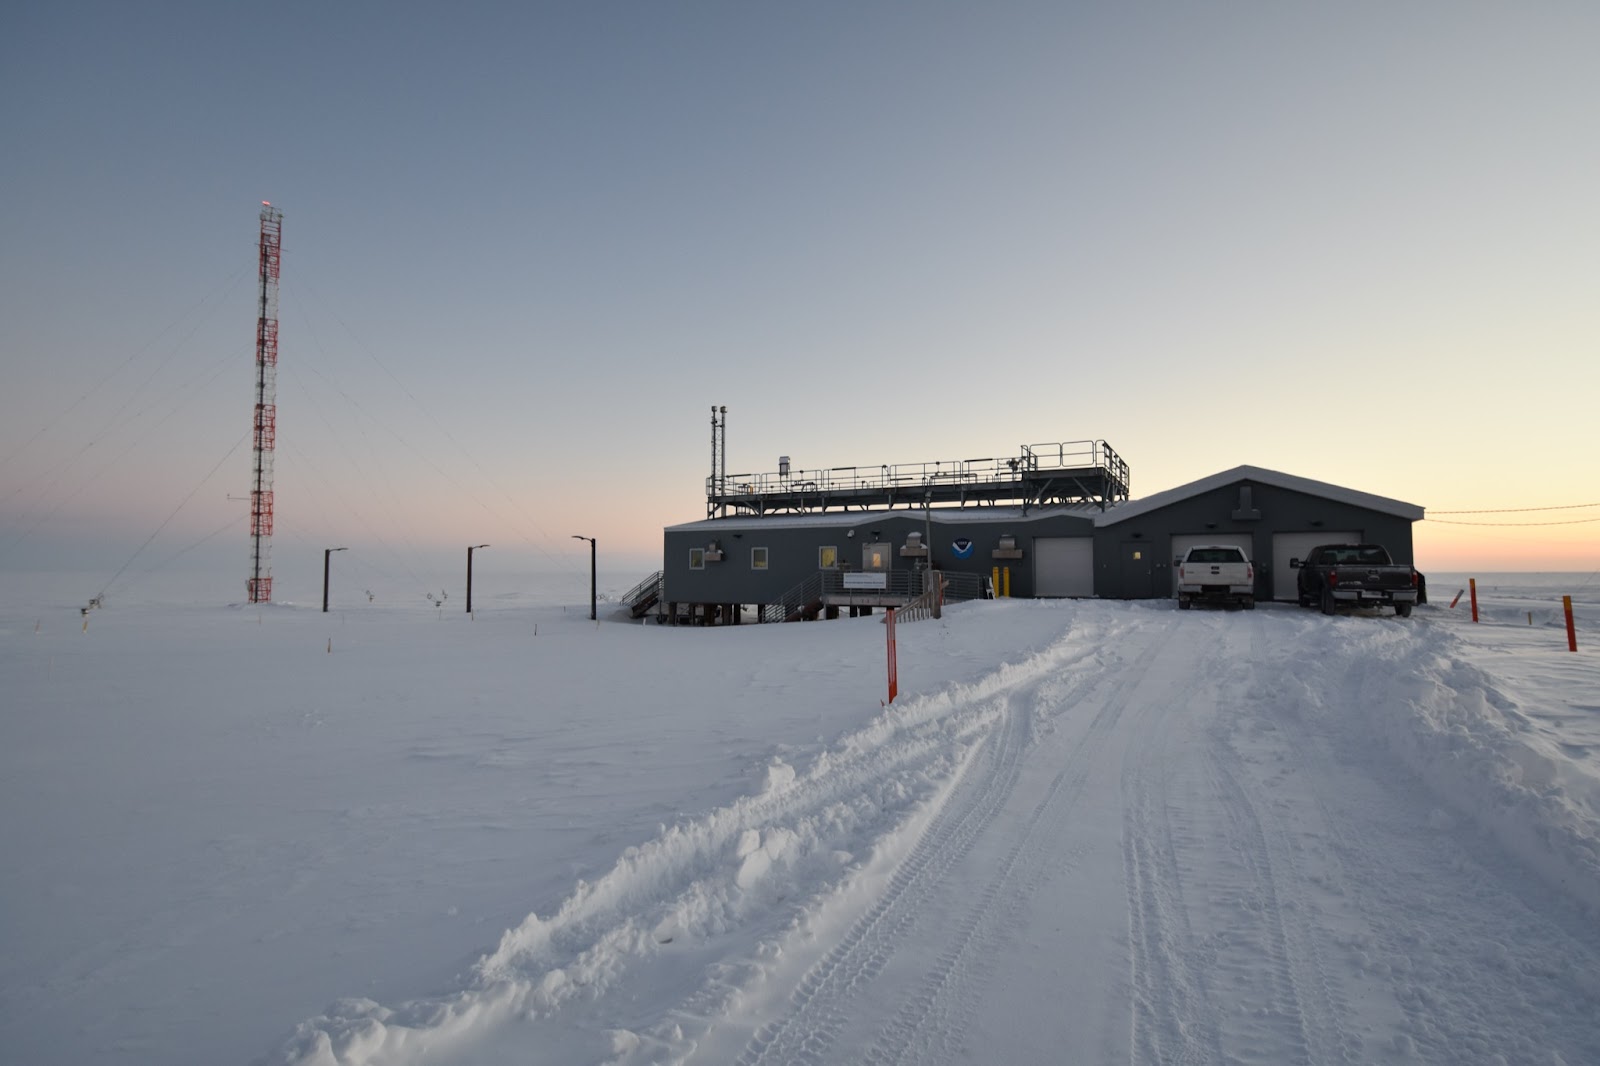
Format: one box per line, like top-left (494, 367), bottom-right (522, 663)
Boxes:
top-left (886, 607), bottom-right (899, 704)
top-left (1470, 578), bottom-right (1479, 623)
top-left (1565, 596), bottom-right (1578, 652)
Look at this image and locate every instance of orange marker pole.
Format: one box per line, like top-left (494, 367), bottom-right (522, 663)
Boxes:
top-left (1449, 588), bottom-right (1464, 609)
top-left (1564, 596), bottom-right (1577, 652)
top-left (1470, 578), bottom-right (1479, 623)
top-left (885, 607), bottom-right (899, 703)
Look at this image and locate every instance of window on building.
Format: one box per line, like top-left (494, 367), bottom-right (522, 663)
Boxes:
top-left (751, 546), bottom-right (769, 570)
top-left (689, 547), bottom-right (705, 570)
top-left (819, 545), bottom-right (837, 569)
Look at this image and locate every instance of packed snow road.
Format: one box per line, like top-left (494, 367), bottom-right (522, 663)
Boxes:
top-left (278, 603), bottom-right (1600, 1066)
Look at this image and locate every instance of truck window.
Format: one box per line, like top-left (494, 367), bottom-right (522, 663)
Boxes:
top-left (1189, 548), bottom-right (1244, 563)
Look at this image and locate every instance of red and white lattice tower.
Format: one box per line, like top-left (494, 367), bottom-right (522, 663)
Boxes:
top-left (247, 202), bottom-right (282, 603)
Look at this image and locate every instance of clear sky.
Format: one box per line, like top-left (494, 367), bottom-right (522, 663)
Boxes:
top-left (3, 2), bottom-right (1597, 593)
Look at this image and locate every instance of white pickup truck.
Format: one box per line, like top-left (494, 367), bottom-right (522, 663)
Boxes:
top-left (1175, 544), bottom-right (1256, 610)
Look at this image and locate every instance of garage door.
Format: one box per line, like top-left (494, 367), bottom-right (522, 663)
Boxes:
top-left (1271, 531), bottom-right (1358, 602)
top-left (1034, 537), bottom-right (1093, 597)
top-left (1169, 533), bottom-right (1255, 597)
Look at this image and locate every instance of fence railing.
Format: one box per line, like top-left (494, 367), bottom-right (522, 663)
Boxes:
top-left (760, 568), bottom-right (988, 623)
top-left (621, 571), bottom-right (663, 619)
top-left (709, 439), bottom-right (1125, 500)
top-left (761, 571), bottom-right (825, 623)
top-left (621, 570), bottom-right (662, 609)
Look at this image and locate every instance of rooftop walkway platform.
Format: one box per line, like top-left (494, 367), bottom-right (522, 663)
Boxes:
top-left (707, 440), bottom-right (1129, 517)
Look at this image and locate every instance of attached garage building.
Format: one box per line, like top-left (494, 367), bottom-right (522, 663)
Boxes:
top-left (1091, 465), bottom-right (1424, 602)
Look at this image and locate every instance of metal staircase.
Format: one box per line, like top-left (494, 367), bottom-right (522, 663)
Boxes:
top-left (621, 571), bottom-right (663, 619)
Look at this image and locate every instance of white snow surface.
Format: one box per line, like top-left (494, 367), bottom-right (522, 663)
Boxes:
top-left (3, 574), bottom-right (1598, 1065)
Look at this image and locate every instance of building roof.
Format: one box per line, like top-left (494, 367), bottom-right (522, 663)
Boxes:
top-left (666, 465), bottom-right (1425, 534)
top-left (1093, 465), bottom-right (1425, 526)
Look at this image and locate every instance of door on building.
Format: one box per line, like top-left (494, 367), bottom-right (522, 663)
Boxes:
top-left (862, 542), bottom-right (892, 571)
top-left (1034, 537), bottom-right (1093, 597)
top-left (1119, 542), bottom-right (1156, 599)
top-left (1271, 531), bottom-right (1358, 601)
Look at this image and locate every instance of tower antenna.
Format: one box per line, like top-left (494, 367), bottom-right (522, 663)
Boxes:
top-left (247, 202), bottom-right (282, 602)
top-left (708, 405), bottom-right (727, 518)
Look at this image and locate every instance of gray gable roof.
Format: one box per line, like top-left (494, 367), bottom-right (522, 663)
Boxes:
top-left (1094, 465), bottom-right (1425, 526)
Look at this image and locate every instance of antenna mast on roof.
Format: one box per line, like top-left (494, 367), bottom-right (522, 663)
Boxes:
top-left (247, 202), bottom-right (282, 602)
top-left (709, 405), bottom-right (727, 519)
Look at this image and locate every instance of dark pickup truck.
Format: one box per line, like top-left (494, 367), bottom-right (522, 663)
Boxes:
top-left (1292, 543), bottom-right (1420, 617)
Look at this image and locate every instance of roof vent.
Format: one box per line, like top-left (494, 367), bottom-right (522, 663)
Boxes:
top-left (1232, 484), bottom-right (1262, 521)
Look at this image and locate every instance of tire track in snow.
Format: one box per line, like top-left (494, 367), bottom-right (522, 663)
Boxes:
top-left (854, 614), bottom-right (1180, 1066)
top-left (730, 683), bottom-right (1030, 1066)
top-left (270, 613), bottom-right (1134, 1065)
top-left (729, 615), bottom-right (1148, 1066)
top-left (1122, 611), bottom-right (1228, 1066)
top-left (1190, 613), bottom-right (1361, 1066)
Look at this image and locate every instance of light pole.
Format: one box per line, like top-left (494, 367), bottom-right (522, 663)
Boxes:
top-left (572, 535), bottom-right (596, 620)
top-left (323, 547), bottom-right (348, 613)
top-left (466, 544), bottom-right (489, 614)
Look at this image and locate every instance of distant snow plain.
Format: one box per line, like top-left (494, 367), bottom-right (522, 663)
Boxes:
top-left (2, 570), bottom-right (1596, 1065)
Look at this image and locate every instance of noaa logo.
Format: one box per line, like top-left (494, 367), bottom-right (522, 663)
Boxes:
top-left (951, 538), bottom-right (975, 559)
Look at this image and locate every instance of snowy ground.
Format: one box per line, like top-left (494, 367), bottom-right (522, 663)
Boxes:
top-left (2, 573), bottom-right (1597, 1065)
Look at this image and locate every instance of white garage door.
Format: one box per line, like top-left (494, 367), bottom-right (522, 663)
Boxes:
top-left (1169, 533), bottom-right (1255, 597)
top-left (1271, 531), bottom-right (1358, 602)
top-left (1034, 537), bottom-right (1093, 597)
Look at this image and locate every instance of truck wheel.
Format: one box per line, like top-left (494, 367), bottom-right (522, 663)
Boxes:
top-left (1243, 596), bottom-right (1256, 610)
top-left (1298, 590), bottom-right (1311, 608)
top-left (1320, 588), bottom-right (1336, 616)
top-left (1395, 603), bottom-right (1412, 618)
top-left (1178, 596), bottom-right (1191, 611)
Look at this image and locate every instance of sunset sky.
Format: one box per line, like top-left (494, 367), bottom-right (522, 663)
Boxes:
top-left (3, 2), bottom-right (1596, 591)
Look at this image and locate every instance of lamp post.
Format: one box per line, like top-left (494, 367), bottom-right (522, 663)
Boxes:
top-left (572, 535), bottom-right (596, 620)
top-left (466, 544), bottom-right (489, 614)
top-left (322, 547), bottom-right (348, 613)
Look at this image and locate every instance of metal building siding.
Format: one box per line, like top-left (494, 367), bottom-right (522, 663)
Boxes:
top-left (1094, 480), bottom-right (1417, 601)
top-left (662, 510), bottom-right (1095, 604)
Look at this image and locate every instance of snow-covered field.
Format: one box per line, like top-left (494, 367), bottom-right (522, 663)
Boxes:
top-left (2, 573), bottom-right (1597, 1065)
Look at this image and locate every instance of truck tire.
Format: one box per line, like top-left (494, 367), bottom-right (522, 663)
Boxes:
top-left (1395, 603), bottom-right (1412, 618)
top-left (1298, 589), bottom-right (1312, 608)
top-left (1178, 596), bottom-right (1191, 610)
top-left (1243, 596), bottom-right (1256, 610)
top-left (1320, 588), bottom-right (1336, 616)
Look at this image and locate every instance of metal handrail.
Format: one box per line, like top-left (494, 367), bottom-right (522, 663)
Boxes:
top-left (939, 571), bottom-right (985, 602)
top-left (621, 570), bottom-right (663, 607)
top-left (709, 440), bottom-right (1125, 500)
top-left (761, 571), bottom-right (825, 623)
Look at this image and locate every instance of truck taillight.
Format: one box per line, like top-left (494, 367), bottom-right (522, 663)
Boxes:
top-left (1247, 565), bottom-right (1254, 581)
top-left (1411, 570), bottom-right (1418, 587)
top-left (1327, 569), bottom-right (1339, 587)
top-left (1178, 566), bottom-right (1185, 579)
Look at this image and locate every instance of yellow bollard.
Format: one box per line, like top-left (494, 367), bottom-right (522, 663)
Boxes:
top-left (992, 566), bottom-right (1000, 598)
top-left (1003, 567), bottom-right (1011, 598)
